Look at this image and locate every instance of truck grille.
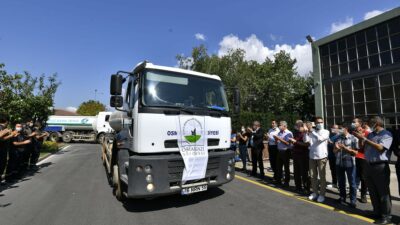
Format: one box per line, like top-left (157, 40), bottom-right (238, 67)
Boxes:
top-left (167, 156), bottom-right (220, 183)
top-left (164, 139), bottom-right (220, 148)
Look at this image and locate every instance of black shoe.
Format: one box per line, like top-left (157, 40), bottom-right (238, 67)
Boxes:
top-left (337, 197), bottom-right (345, 204)
top-left (349, 202), bottom-right (357, 208)
top-left (283, 182), bottom-right (289, 188)
top-left (360, 195), bottom-right (367, 203)
top-left (374, 218), bottom-right (392, 224)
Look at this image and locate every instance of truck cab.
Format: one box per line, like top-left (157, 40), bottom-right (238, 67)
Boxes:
top-left (92, 111), bottom-right (113, 143)
top-left (104, 61), bottom-right (238, 200)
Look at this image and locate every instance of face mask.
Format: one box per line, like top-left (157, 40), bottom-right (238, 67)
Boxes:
top-left (316, 123), bottom-right (324, 130)
top-left (337, 129), bottom-right (344, 135)
top-left (241, 128), bottom-right (245, 132)
top-left (16, 127), bottom-right (22, 132)
top-left (351, 123), bottom-right (356, 129)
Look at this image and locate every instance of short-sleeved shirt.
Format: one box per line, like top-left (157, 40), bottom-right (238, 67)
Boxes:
top-left (335, 134), bottom-right (359, 168)
top-left (238, 132), bottom-right (250, 145)
top-left (292, 131), bottom-right (308, 154)
top-left (12, 133), bottom-right (28, 152)
top-left (277, 129), bottom-right (293, 151)
top-left (267, 127), bottom-right (280, 146)
top-left (364, 129), bottom-right (393, 163)
top-left (33, 127), bottom-right (45, 144)
top-left (0, 125), bottom-right (10, 150)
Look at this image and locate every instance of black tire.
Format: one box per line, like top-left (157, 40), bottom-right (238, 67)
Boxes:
top-left (112, 164), bottom-right (126, 202)
top-left (49, 132), bottom-right (59, 142)
top-left (62, 132), bottom-right (73, 143)
top-left (97, 133), bottom-right (105, 144)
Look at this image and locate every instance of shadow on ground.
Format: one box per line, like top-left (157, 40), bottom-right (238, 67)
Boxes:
top-left (122, 187), bottom-right (225, 212)
top-left (235, 167), bottom-right (400, 224)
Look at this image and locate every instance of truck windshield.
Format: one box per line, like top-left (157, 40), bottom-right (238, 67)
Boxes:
top-left (142, 69), bottom-right (229, 112)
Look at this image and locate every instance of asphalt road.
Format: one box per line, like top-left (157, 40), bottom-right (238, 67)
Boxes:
top-left (0, 144), bottom-right (371, 225)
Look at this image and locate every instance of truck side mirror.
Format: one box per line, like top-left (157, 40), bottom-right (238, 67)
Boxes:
top-left (110, 74), bottom-right (123, 95)
top-left (233, 88), bottom-right (240, 114)
top-left (110, 96), bottom-right (123, 108)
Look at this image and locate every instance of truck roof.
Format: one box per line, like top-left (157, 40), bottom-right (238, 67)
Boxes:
top-left (134, 62), bottom-right (222, 81)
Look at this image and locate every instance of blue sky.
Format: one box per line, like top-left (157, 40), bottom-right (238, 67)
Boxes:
top-left (0, 0), bottom-right (398, 111)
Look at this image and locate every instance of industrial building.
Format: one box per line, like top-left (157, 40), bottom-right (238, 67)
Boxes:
top-left (312, 7), bottom-right (400, 129)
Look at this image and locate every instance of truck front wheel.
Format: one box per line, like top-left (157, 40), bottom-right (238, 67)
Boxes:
top-left (112, 164), bottom-right (126, 201)
top-left (97, 133), bottom-right (105, 144)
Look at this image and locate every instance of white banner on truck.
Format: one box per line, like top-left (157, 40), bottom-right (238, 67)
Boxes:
top-left (176, 116), bottom-right (208, 183)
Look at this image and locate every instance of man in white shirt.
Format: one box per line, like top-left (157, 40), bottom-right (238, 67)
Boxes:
top-left (267, 120), bottom-right (280, 175)
top-left (304, 117), bottom-right (330, 203)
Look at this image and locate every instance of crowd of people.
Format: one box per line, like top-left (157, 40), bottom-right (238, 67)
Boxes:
top-left (0, 115), bottom-right (49, 184)
top-left (232, 116), bottom-right (397, 225)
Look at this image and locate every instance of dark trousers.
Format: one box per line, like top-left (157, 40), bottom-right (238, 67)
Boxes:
top-left (355, 157), bottom-right (367, 196)
top-left (239, 144), bottom-right (247, 170)
top-left (30, 142), bottom-right (42, 166)
top-left (22, 144), bottom-right (34, 170)
top-left (6, 149), bottom-right (23, 179)
top-left (293, 152), bottom-right (310, 191)
top-left (268, 144), bottom-right (278, 173)
top-left (337, 165), bottom-right (357, 204)
top-left (251, 147), bottom-right (264, 177)
top-left (0, 146), bottom-right (8, 178)
top-left (328, 149), bottom-right (337, 185)
top-left (275, 150), bottom-right (291, 184)
top-left (365, 162), bottom-right (392, 219)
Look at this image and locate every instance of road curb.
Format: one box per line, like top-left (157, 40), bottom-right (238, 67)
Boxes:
top-left (37, 144), bottom-right (70, 163)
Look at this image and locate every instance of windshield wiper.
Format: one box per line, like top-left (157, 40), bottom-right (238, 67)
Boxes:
top-left (206, 107), bottom-right (228, 116)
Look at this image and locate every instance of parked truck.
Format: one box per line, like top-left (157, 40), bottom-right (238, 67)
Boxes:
top-left (103, 61), bottom-right (240, 201)
top-left (45, 112), bottom-right (113, 143)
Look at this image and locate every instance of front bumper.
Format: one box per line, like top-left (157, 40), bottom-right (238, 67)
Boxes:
top-left (125, 151), bottom-right (235, 198)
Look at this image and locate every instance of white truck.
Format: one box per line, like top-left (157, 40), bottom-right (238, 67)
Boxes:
top-left (45, 112), bottom-right (113, 143)
top-left (103, 61), bottom-right (240, 200)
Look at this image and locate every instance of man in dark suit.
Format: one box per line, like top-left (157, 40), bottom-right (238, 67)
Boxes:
top-left (249, 121), bottom-right (265, 178)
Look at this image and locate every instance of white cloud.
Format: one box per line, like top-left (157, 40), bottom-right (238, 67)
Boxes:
top-left (218, 34), bottom-right (312, 75)
top-left (195, 33), bottom-right (206, 41)
top-left (364, 9), bottom-right (386, 20)
top-left (330, 17), bottom-right (354, 34)
top-left (65, 106), bottom-right (77, 112)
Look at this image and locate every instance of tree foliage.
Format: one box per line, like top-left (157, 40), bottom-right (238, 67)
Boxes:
top-left (77, 100), bottom-right (106, 116)
top-left (0, 63), bottom-right (60, 125)
top-left (176, 45), bottom-right (315, 122)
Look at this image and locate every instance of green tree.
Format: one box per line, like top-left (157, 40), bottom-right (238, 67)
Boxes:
top-left (77, 100), bottom-right (106, 116)
top-left (176, 45), bottom-right (315, 126)
top-left (0, 63), bottom-right (60, 125)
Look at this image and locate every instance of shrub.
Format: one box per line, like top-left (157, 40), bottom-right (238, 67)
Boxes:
top-left (232, 111), bottom-right (300, 131)
top-left (41, 141), bottom-right (59, 153)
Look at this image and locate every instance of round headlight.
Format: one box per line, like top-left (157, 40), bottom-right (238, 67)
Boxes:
top-left (147, 183), bottom-right (155, 192)
top-left (136, 166), bottom-right (143, 172)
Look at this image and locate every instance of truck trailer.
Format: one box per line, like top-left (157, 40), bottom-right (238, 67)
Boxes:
top-left (103, 61), bottom-right (240, 201)
top-left (45, 112), bottom-right (113, 143)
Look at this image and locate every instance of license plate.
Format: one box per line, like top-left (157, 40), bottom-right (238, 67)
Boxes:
top-left (181, 184), bottom-right (208, 195)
